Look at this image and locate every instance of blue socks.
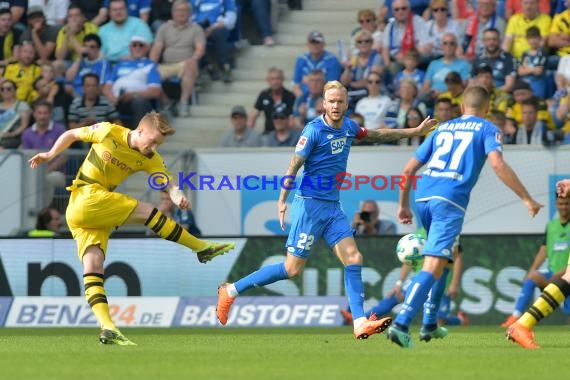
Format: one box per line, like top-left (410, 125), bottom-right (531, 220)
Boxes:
top-left (394, 270), bottom-right (436, 331)
top-left (234, 262), bottom-right (289, 294)
top-left (367, 295), bottom-right (399, 318)
top-left (514, 278), bottom-right (537, 316)
top-left (423, 268), bottom-right (450, 327)
top-left (344, 265), bottom-right (365, 319)
top-left (443, 316), bottom-right (462, 325)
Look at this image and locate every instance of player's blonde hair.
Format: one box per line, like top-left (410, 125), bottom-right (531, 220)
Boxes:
top-left (140, 111), bottom-right (176, 136)
top-left (323, 81), bottom-right (347, 99)
top-left (463, 86), bottom-right (490, 111)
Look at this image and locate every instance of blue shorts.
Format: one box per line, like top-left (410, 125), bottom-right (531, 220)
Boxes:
top-left (415, 199), bottom-right (465, 261)
top-left (539, 269), bottom-right (570, 314)
top-left (286, 196), bottom-right (353, 259)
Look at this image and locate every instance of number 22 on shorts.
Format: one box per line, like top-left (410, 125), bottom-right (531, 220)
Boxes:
top-left (296, 233), bottom-right (315, 250)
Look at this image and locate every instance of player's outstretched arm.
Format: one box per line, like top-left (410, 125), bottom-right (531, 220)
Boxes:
top-left (28, 129), bottom-right (82, 169)
top-left (398, 157), bottom-right (424, 224)
top-left (278, 153), bottom-right (305, 230)
top-left (488, 151), bottom-right (543, 217)
top-left (365, 116), bottom-right (438, 142)
top-left (557, 179), bottom-right (570, 198)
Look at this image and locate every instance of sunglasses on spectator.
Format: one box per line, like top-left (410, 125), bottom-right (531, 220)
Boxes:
top-left (273, 115), bottom-right (288, 120)
top-left (357, 39), bottom-right (373, 44)
top-left (442, 41), bottom-right (456, 45)
top-left (131, 42), bottom-right (145, 48)
top-left (359, 18), bottom-right (373, 24)
top-left (432, 7), bottom-right (448, 12)
top-left (309, 39), bottom-right (323, 44)
top-left (394, 7), bottom-right (408, 11)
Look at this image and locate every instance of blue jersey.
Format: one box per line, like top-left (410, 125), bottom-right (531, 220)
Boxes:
top-left (103, 0), bottom-right (151, 17)
top-left (190, 0), bottom-right (237, 25)
top-left (414, 115), bottom-right (503, 210)
top-left (293, 51), bottom-right (342, 93)
top-left (294, 116), bottom-right (361, 201)
top-left (72, 58), bottom-right (112, 96)
top-left (106, 58), bottom-right (161, 88)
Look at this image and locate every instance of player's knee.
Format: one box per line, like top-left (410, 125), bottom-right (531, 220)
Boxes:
top-left (284, 263), bottom-right (303, 278)
top-left (134, 202), bottom-right (155, 222)
top-left (285, 266), bottom-right (302, 278)
top-left (344, 250), bottom-right (363, 266)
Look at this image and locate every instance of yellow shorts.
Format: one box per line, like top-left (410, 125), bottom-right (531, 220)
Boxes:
top-left (158, 62), bottom-right (185, 79)
top-left (66, 184), bottom-right (138, 259)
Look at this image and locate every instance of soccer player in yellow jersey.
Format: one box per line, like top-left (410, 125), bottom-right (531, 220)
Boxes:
top-left (29, 111), bottom-right (235, 345)
top-left (507, 178), bottom-right (570, 349)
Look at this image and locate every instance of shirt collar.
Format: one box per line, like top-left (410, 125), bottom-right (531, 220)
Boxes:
top-left (31, 121), bottom-right (54, 132)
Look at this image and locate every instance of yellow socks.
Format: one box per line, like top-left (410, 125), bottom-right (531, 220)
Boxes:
top-left (145, 208), bottom-right (207, 251)
top-left (519, 278), bottom-right (570, 329)
top-left (84, 273), bottom-right (116, 331)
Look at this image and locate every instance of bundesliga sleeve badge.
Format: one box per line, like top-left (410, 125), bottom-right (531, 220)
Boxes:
top-left (295, 136), bottom-right (308, 152)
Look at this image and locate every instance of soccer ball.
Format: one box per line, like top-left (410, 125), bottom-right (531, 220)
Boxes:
top-left (396, 233), bottom-right (425, 267)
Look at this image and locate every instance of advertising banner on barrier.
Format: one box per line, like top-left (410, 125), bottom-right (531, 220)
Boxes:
top-left (1, 235), bottom-right (567, 326)
top-left (173, 296), bottom-right (346, 327)
top-left (5, 297), bottom-right (179, 327)
top-left (0, 238), bottom-right (245, 297)
top-left (0, 297), bottom-right (12, 326)
top-left (195, 148), bottom-right (570, 236)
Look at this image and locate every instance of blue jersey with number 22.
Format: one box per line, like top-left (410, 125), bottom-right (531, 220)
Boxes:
top-left (414, 115), bottom-right (503, 210)
top-left (294, 115), bottom-right (361, 201)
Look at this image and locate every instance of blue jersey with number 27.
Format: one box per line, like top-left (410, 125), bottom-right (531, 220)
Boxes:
top-left (414, 115), bottom-right (503, 210)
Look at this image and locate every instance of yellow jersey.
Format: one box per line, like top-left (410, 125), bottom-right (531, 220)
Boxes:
top-left (55, 22), bottom-right (99, 61)
top-left (506, 98), bottom-right (555, 130)
top-left (3, 62), bottom-right (41, 102)
top-left (550, 10), bottom-right (570, 56)
top-left (72, 122), bottom-right (174, 192)
top-left (505, 13), bottom-right (551, 60)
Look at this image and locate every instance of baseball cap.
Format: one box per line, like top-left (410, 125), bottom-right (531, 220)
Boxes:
top-left (27, 5), bottom-right (44, 17)
top-left (130, 35), bottom-right (150, 45)
top-left (307, 31), bottom-right (324, 43)
top-left (231, 105), bottom-right (247, 117)
top-left (430, 0), bottom-right (448, 8)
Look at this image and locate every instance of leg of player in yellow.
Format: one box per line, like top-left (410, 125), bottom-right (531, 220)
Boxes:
top-left (124, 201), bottom-right (235, 263)
top-left (69, 189), bottom-right (234, 345)
top-left (507, 271), bottom-right (570, 349)
top-left (81, 244), bottom-right (137, 346)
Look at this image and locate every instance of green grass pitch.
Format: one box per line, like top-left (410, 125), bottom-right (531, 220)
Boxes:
top-left (0, 326), bottom-right (569, 380)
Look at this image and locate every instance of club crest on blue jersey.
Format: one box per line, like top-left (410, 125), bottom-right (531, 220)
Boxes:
top-left (330, 137), bottom-right (346, 155)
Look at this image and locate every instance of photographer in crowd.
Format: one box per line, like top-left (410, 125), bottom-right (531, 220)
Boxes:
top-left (352, 199), bottom-right (397, 235)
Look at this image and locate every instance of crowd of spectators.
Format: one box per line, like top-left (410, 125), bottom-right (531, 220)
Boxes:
top-left (0, 0), bottom-right (279, 210)
top-left (224, 0), bottom-right (570, 148)
top-left (5, 0), bottom-right (570, 207)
